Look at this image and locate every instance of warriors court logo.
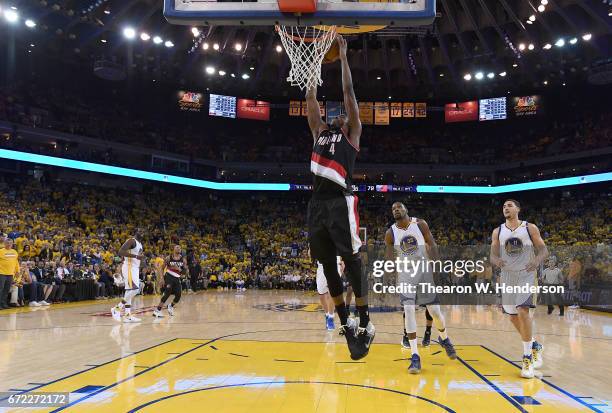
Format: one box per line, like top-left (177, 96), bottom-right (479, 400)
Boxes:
top-left (504, 237), bottom-right (524, 256)
top-left (400, 235), bottom-right (419, 255)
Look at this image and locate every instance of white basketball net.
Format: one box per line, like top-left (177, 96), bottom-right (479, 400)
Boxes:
top-left (276, 25), bottom-right (337, 91)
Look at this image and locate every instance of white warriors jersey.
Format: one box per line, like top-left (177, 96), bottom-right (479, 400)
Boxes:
top-left (122, 238), bottom-right (143, 289)
top-left (498, 221), bottom-right (534, 272)
top-left (391, 218), bottom-right (428, 260)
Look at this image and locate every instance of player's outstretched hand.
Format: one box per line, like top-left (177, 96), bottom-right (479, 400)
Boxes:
top-left (337, 35), bottom-right (347, 59)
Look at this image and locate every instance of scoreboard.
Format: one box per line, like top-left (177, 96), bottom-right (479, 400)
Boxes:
top-left (479, 97), bottom-right (507, 121)
top-left (209, 94), bottom-right (236, 118)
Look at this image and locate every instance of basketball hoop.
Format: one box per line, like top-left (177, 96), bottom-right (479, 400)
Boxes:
top-left (276, 25), bottom-right (337, 91)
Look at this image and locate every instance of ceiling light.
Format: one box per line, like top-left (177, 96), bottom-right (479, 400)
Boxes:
top-left (439, 73), bottom-right (444, 77)
top-left (153, 36), bottom-right (163, 44)
top-left (540, 0), bottom-right (548, 5)
top-left (526, 20), bottom-right (533, 24)
top-left (4, 9), bottom-right (19, 23)
top-left (388, 96), bottom-right (392, 99)
top-left (528, 43), bottom-right (535, 50)
top-left (376, 76), bottom-right (381, 80)
top-left (104, 10), bottom-right (110, 15)
top-left (123, 27), bottom-right (136, 40)
top-left (463, 73), bottom-right (472, 81)
top-left (487, 72), bottom-right (495, 79)
top-left (25, 19), bottom-right (36, 28)
top-left (230, 73), bottom-right (236, 78)
top-left (582, 33), bottom-right (592, 41)
top-left (101, 39), bottom-right (107, 43)
top-left (164, 40), bottom-right (174, 48)
top-left (205, 66), bottom-right (215, 74)
top-left (140, 32), bottom-right (150, 41)
top-left (218, 70), bottom-right (226, 76)
top-left (242, 73), bottom-right (250, 79)
top-left (203, 42), bottom-right (209, 50)
top-left (191, 27), bottom-right (200, 37)
top-left (499, 71), bottom-right (507, 77)
top-left (475, 72), bottom-right (484, 80)
top-left (250, 66), bottom-right (255, 70)
top-left (512, 63), bottom-right (518, 67)
top-left (543, 43), bottom-right (552, 49)
top-left (234, 43), bottom-right (242, 51)
top-left (555, 38), bottom-right (565, 47)
top-left (569, 37), bottom-right (578, 45)
top-left (213, 43), bottom-right (219, 50)
top-left (529, 14), bottom-right (536, 21)
top-left (538, 5), bottom-right (545, 12)
top-left (518, 43), bottom-right (526, 51)
top-left (275, 45), bottom-right (282, 53)
top-left (543, 80), bottom-right (548, 85)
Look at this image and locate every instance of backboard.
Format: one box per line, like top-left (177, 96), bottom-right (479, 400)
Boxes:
top-left (164, 0), bottom-right (436, 27)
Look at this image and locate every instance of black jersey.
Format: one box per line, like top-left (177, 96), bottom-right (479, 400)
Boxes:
top-left (310, 127), bottom-right (358, 195)
top-left (166, 254), bottom-right (185, 278)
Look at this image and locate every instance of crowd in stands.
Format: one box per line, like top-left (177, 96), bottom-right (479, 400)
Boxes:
top-left (1, 83), bottom-right (610, 168)
top-left (0, 175), bottom-right (609, 309)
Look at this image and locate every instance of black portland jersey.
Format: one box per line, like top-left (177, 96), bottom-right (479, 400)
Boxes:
top-left (310, 127), bottom-right (358, 194)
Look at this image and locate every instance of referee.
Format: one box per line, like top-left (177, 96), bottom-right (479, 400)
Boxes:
top-left (0, 236), bottom-right (20, 310)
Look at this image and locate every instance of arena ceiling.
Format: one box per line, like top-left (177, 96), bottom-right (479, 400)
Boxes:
top-left (2, 0), bottom-right (612, 99)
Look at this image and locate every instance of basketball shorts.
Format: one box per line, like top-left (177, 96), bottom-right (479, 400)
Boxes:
top-left (122, 264), bottom-right (140, 290)
top-left (398, 269), bottom-right (438, 306)
top-left (316, 267), bottom-right (329, 295)
top-left (163, 273), bottom-right (182, 297)
top-left (500, 270), bottom-right (536, 315)
top-left (308, 194), bottom-right (361, 261)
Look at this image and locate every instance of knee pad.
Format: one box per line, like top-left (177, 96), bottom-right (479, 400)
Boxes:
top-left (403, 304), bottom-right (417, 333)
top-left (342, 253), bottom-right (365, 298)
top-left (425, 307), bottom-right (433, 321)
top-left (321, 260), bottom-right (343, 297)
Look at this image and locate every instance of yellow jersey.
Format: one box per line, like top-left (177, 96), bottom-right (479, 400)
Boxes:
top-left (0, 248), bottom-right (20, 276)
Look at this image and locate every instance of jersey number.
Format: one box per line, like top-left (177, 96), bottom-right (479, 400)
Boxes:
top-left (329, 143), bottom-right (335, 155)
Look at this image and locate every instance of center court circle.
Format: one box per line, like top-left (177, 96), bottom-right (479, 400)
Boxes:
top-left (128, 381), bottom-right (455, 413)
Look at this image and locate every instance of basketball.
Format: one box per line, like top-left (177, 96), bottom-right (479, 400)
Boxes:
top-left (322, 42), bottom-right (340, 64)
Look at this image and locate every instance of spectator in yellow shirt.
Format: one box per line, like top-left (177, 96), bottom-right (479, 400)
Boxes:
top-left (0, 237), bottom-right (20, 309)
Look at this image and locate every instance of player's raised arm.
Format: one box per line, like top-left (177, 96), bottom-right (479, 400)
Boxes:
top-left (337, 35), bottom-right (362, 147)
top-left (306, 86), bottom-right (325, 141)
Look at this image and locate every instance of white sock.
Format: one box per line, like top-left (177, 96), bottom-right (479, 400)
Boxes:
top-left (522, 340), bottom-right (533, 356)
top-left (439, 329), bottom-right (448, 341)
top-left (409, 338), bottom-right (419, 356)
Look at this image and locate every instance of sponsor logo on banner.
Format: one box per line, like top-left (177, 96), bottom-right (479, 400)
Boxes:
top-left (237, 99), bottom-right (270, 121)
top-left (445, 101), bottom-right (478, 123)
top-left (512, 95), bottom-right (541, 117)
top-left (415, 102), bottom-right (427, 118)
top-left (178, 91), bottom-right (203, 112)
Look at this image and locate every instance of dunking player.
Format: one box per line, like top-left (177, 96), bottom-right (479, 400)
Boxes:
top-left (153, 244), bottom-right (188, 318)
top-left (111, 229), bottom-right (145, 323)
top-left (306, 35), bottom-right (374, 360)
top-left (490, 199), bottom-right (548, 378)
top-left (385, 202), bottom-right (456, 374)
top-left (316, 256), bottom-right (344, 330)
